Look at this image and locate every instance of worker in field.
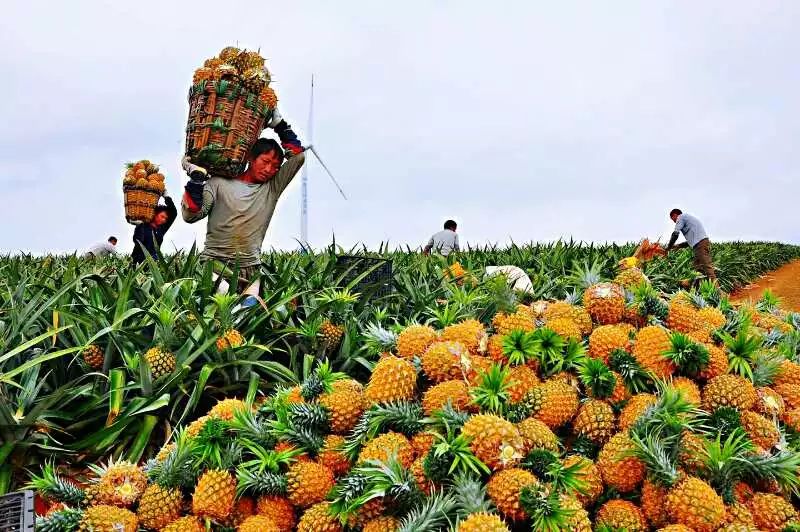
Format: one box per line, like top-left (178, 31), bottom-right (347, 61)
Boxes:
top-left (181, 114), bottom-right (304, 307)
top-left (84, 236), bottom-right (119, 258)
top-left (666, 208), bottom-right (717, 283)
top-left (132, 195), bottom-right (177, 265)
top-left (423, 220), bottom-right (460, 256)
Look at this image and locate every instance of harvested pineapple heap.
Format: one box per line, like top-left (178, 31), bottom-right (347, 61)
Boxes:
top-left (123, 160), bottom-right (165, 194)
top-left (193, 46), bottom-right (278, 107)
top-left (31, 266), bottom-right (800, 532)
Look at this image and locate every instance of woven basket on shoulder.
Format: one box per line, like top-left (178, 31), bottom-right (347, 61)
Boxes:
top-left (124, 186), bottom-right (161, 225)
top-left (185, 79), bottom-right (273, 178)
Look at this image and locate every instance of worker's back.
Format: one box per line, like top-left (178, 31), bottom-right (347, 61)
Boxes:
top-left (427, 229), bottom-right (459, 256)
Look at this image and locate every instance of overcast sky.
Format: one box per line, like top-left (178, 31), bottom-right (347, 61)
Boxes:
top-left (1, 1), bottom-right (798, 255)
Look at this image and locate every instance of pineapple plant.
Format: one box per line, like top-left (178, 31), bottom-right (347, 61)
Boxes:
top-left (137, 430), bottom-right (195, 529)
top-left (364, 355), bottom-right (417, 404)
top-left (82, 344), bottom-right (105, 370)
top-left (396, 323), bottom-right (438, 358)
top-left (143, 304), bottom-right (183, 379)
top-left (317, 288), bottom-right (358, 352)
top-left (213, 294), bottom-right (245, 351)
top-left (192, 468), bottom-right (237, 521)
top-left (574, 261), bottom-right (625, 325)
top-left (88, 458), bottom-right (148, 507)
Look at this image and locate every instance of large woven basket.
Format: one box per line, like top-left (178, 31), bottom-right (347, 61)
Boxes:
top-left (124, 185), bottom-right (161, 225)
top-left (185, 80), bottom-right (272, 178)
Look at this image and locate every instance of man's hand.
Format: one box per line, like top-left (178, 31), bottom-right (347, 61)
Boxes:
top-left (266, 109), bottom-right (303, 157)
top-left (182, 155), bottom-right (209, 182)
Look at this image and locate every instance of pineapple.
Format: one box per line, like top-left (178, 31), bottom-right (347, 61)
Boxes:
top-left (212, 294), bottom-right (245, 352)
top-left (421, 341), bottom-right (469, 382)
top-left (137, 484), bottom-right (183, 529)
top-left (297, 502), bottom-right (343, 532)
top-left (589, 324), bottom-right (630, 363)
top-left (260, 86), bottom-right (279, 109)
top-left (320, 320), bottom-right (345, 348)
top-left (216, 329), bottom-right (244, 351)
top-left (559, 495), bottom-right (593, 531)
top-left (545, 317), bottom-right (582, 341)
top-left (665, 476), bottom-right (726, 532)
top-left (36, 508), bottom-right (83, 532)
top-left (317, 435), bottom-right (351, 476)
top-left (208, 398), bottom-right (249, 420)
top-left (572, 399), bottom-right (615, 444)
top-left (614, 266), bottom-right (649, 290)
top-left (364, 355), bottom-right (417, 404)
top-left (700, 344), bottom-right (729, 380)
top-left (78, 505), bottom-right (138, 532)
top-left (583, 282), bottom-right (626, 325)
top-left (162, 516), bottom-right (205, 532)
top-left (522, 379), bottom-right (579, 429)
top-left (396, 324), bottom-right (437, 358)
top-left (219, 46), bottom-right (241, 62)
top-left (422, 379), bottom-right (472, 415)
top-left (492, 309), bottom-right (535, 335)
top-left (238, 515), bottom-right (280, 532)
top-left (754, 386), bottom-right (785, 417)
top-left (698, 305), bottom-right (726, 331)
top-left (563, 455), bottom-right (603, 506)
top-left (357, 431), bottom-right (415, 468)
top-left (82, 344), bottom-right (105, 370)
top-left (632, 325), bottom-right (676, 378)
top-left (192, 468), bottom-right (237, 520)
top-left (233, 49), bottom-right (265, 73)
top-left (595, 499), bottom-right (647, 531)
top-left (144, 346), bottom-right (176, 379)
top-left (672, 376), bottom-right (701, 406)
top-left (486, 468), bottom-right (537, 521)
top-left (256, 496), bottom-right (296, 532)
top-left (461, 414), bottom-right (525, 470)
top-left (441, 319), bottom-right (487, 355)
top-left (667, 298), bottom-right (702, 333)
top-left (89, 459), bottom-right (147, 507)
top-left (596, 433), bottom-right (646, 492)
top-left (286, 461), bottom-right (335, 508)
top-left (516, 417), bottom-right (559, 452)
top-left (457, 512), bottom-right (509, 531)
top-left (363, 516), bottom-right (402, 532)
top-left (776, 382), bottom-right (800, 408)
top-left (317, 288), bottom-right (357, 352)
top-left (506, 365), bottom-right (540, 403)
top-left (740, 410), bottom-right (779, 449)
top-left (748, 493), bottom-right (798, 532)
top-left (703, 375), bottom-right (757, 411)
top-left (319, 388), bottom-right (364, 434)
top-left (223, 496), bottom-right (255, 528)
top-left (775, 359), bottom-right (800, 386)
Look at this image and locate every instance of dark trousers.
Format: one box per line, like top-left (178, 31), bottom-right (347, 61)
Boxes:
top-left (692, 238), bottom-right (716, 281)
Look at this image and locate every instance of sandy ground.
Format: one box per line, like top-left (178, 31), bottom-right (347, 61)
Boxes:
top-left (731, 260), bottom-right (800, 312)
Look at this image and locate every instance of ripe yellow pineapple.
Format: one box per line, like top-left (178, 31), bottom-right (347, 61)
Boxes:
top-left (632, 325), bottom-right (675, 378)
top-left (238, 515), bottom-right (279, 532)
top-left (546, 317), bottom-right (582, 341)
top-left (259, 86), bottom-right (279, 108)
top-left (208, 398), bottom-right (249, 420)
top-left (583, 282), bottom-right (625, 325)
top-left (441, 319), bottom-right (486, 355)
top-left (597, 433), bottom-right (646, 493)
top-left (748, 493), bottom-right (798, 532)
top-left (595, 499), bottom-right (647, 531)
top-left (457, 512), bottom-right (510, 531)
top-left (543, 300), bottom-right (593, 335)
top-left (218, 46), bottom-right (241, 63)
top-left (317, 434), bottom-right (351, 477)
top-left (216, 328), bottom-right (244, 351)
top-left (667, 300), bottom-right (702, 333)
top-left (563, 455), bottom-right (603, 506)
top-left (666, 476), bottom-right (725, 532)
top-left (492, 310), bottom-right (535, 336)
top-left (698, 306), bottom-right (726, 330)
top-left (396, 324), bottom-right (438, 358)
top-left (679, 431), bottom-right (708, 474)
top-left (618, 393), bottom-right (657, 431)
top-left (589, 325), bottom-right (630, 363)
top-left (506, 365), bottom-right (540, 404)
top-left (162, 515), bottom-right (205, 532)
top-left (357, 431), bottom-right (415, 468)
top-left (421, 341), bottom-right (469, 382)
top-left (92, 460), bottom-right (148, 507)
top-left (78, 505), bottom-right (138, 532)
top-left (516, 417), bottom-right (559, 452)
top-left (641, 478), bottom-right (669, 528)
top-left (560, 495), bottom-right (593, 531)
top-left (256, 496), bottom-right (296, 532)
top-left (422, 379), bottom-right (472, 415)
top-left (331, 378), bottom-right (363, 395)
top-left (286, 461), bottom-right (335, 508)
top-left (486, 468), bottom-right (537, 521)
top-left (411, 431), bottom-right (436, 456)
top-left (136, 484), bottom-right (182, 530)
top-left (700, 344), bottom-right (729, 380)
top-left (614, 266), bottom-right (648, 290)
top-left (672, 376), bottom-right (701, 406)
top-left (524, 379), bottom-right (579, 429)
top-left (740, 411), bottom-right (780, 449)
top-left (703, 375), bottom-right (757, 411)
top-left (82, 344), bottom-right (105, 370)
top-left (363, 516), bottom-right (402, 532)
top-left (776, 382), bottom-right (800, 408)
top-left (144, 346), bottom-right (176, 379)
top-left (572, 399), bottom-right (616, 444)
top-left (755, 386), bottom-right (785, 417)
top-left (319, 388), bottom-right (364, 434)
top-left (461, 414), bottom-right (525, 470)
top-left (192, 468), bottom-right (236, 521)
top-left (364, 355), bottom-right (417, 404)
top-left (320, 319), bottom-right (345, 349)
top-left (775, 359), bottom-right (800, 386)
top-left (297, 502), bottom-right (343, 532)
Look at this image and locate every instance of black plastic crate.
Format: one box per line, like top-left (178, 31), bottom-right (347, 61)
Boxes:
top-left (0, 491), bottom-right (34, 532)
top-left (335, 256), bottom-right (393, 299)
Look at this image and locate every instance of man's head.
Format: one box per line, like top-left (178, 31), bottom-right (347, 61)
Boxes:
top-left (444, 220), bottom-right (457, 231)
top-left (246, 138), bottom-right (285, 183)
top-left (108, 236), bottom-right (118, 246)
top-left (152, 206), bottom-right (170, 227)
top-left (669, 208), bottom-right (683, 223)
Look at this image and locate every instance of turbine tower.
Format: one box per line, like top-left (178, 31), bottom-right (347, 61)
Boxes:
top-left (300, 75), bottom-right (314, 247)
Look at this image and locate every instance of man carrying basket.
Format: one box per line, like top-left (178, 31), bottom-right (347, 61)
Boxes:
top-left (181, 110), bottom-right (304, 306)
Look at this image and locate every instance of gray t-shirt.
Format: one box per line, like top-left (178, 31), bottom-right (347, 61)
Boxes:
top-left (674, 213), bottom-right (709, 248)
top-left (425, 229), bottom-right (460, 256)
top-left (182, 153), bottom-right (305, 267)
top-left (85, 241), bottom-right (117, 258)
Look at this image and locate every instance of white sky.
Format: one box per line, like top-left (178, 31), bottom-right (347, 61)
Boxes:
top-left (1, 1), bottom-right (798, 254)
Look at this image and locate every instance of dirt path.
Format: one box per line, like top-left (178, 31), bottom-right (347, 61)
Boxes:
top-left (731, 259), bottom-right (800, 311)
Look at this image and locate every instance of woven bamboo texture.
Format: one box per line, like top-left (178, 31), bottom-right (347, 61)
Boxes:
top-left (124, 186), bottom-right (161, 225)
top-left (185, 80), bottom-right (271, 178)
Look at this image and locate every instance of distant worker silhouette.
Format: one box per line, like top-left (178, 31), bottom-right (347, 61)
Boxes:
top-left (424, 220), bottom-right (460, 257)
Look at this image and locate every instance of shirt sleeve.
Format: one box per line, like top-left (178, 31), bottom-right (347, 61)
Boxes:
top-left (674, 215), bottom-right (686, 235)
top-left (105, 242), bottom-right (118, 254)
top-left (424, 236), bottom-right (434, 252)
top-left (270, 152), bottom-right (306, 194)
top-left (162, 196), bottom-right (178, 232)
top-left (182, 182), bottom-right (216, 223)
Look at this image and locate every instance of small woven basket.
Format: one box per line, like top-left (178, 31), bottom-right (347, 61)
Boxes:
top-left (185, 79), bottom-right (273, 178)
top-left (124, 186), bottom-right (161, 225)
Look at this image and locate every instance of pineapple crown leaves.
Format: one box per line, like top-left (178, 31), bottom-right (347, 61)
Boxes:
top-left (428, 431), bottom-right (491, 478)
top-left (147, 429), bottom-right (199, 489)
top-left (397, 489), bottom-right (458, 532)
top-left (483, 272), bottom-right (518, 314)
top-left (343, 402), bottom-right (426, 461)
top-left (450, 471), bottom-right (494, 518)
top-left (235, 440), bottom-right (293, 496)
top-left (704, 407), bottom-right (743, 441)
top-left (150, 304), bottom-right (184, 350)
top-left (662, 332), bottom-right (710, 378)
top-left (227, 407), bottom-right (276, 449)
top-left (194, 417), bottom-right (238, 469)
top-left (569, 259), bottom-right (604, 291)
top-left (631, 381), bottom-right (703, 439)
top-left (425, 302), bottom-right (470, 329)
top-left (505, 401), bottom-right (533, 423)
top-left (756, 289), bottom-right (781, 314)
top-left (35, 507), bottom-right (84, 532)
top-left (235, 466), bottom-right (288, 497)
top-left (720, 323), bottom-right (764, 382)
top-left (288, 402), bottom-right (330, 433)
top-left (210, 293), bottom-right (239, 331)
top-left (469, 363), bottom-right (511, 415)
top-left (763, 328), bottom-right (786, 348)
top-left (519, 484), bottom-right (573, 532)
top-left (608, 348), bottom-right (654, 394)
top-left (628, 426), bottom-right (681, 488)
top-left (25, 462), bottom-right (86, 506)
top-left (426, 402), bottom-right (470, 433)
top-left (300, 359), bottom-right (346, 400)
top-left (568, 436), bottom-right (600, 460)
top-left (698, 279), bottom-right (722, 307)
top-left (578, 358), bottom-right (617, 399)
top-left (267, 403), bottom-right (325, 454)
top-left (752, 351), bottom-right (784, 387)
top-left (316, 287), bottom-right (359, 321)
top-left (361, 322), bottom-right (398, 356)
top-left (521, 448), bottom-right (560, 479)
top-left (327, 471), bottom-right (370, 519)
top-left (501, 330), bottom-right (538, 365)
top-left (778, 330), bottom-right (800, 363)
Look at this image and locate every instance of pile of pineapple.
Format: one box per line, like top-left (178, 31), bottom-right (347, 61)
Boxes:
top-left (192, 46), bottom-right (278, 108)
top-left (32, 267), bottom-right (800, 531)
top-left (123, 160), bottom-right (165, 194)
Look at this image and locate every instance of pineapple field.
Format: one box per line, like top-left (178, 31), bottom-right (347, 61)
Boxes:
top-left (5, 240), bottom-right (800, 531)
